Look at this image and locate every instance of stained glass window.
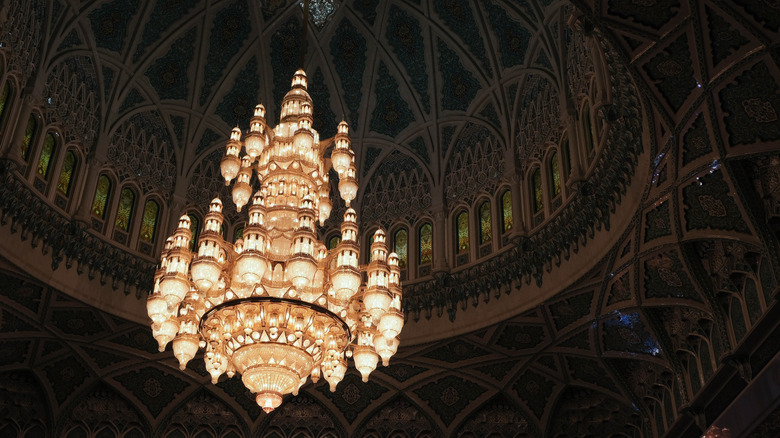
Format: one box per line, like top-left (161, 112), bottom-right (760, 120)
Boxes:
top-left (56, 151), bottom-right (76, 196)
top-left (550, 152), bottom-right (561, 197)
top-left (328, 235), bottom-right (341, 250)
top-left (479, 201), bottom-right (492, 244)
top-left (532, 168), bottom-right (543, 213)
top-left (0, 82), bottom-right (10, 131)
top-left (37, 132), bottom-right (56, 179)
top-left (115, 187), bottom-right (135, 232)
top-left (188, 215), bottom-right (200, 251)
top-left (20, 115), bottom-right (37, 161)
top-left (92, 175), bottom-right (112, 219)
top-left (418, 222), bottom-right (432, 265)
top-left (501, 190), bottom-right (513, 233)
top-left (394, 228), bottom-right (408, 269)
top-left (234, 226), bottom-right (244, 243)
top-left (456, 211), bottom-right (469, 253)
top-left (140, 200), bottom-right (159, 243)
top-left (584, 106), bottom-right (594, 152)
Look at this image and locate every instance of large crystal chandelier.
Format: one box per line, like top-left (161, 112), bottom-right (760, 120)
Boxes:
top-left (146, 70), bottom-right (404, 413)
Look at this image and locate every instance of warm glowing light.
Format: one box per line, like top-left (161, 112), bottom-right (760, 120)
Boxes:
top-left (148, 70), bottom-right (403, 413)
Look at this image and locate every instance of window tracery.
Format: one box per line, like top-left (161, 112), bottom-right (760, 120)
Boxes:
top-left (108, 112), bottom-right (175, 197)
top-left (418, 222), bottom-right (433, 265)
top-left (445, 124), bottom-right (504, 204)
top-left (394, 228), bottom-right (408, 269)
top-left (44, 56), bottom-right (99, 152)
top-left (20, 114), bottom-right (37, 162)
top-left (1, 0), bottom-right (44, 80)
top-left (501, 190), bottom-right (513, 233)
top-left (361, 151), bottom-right (431, 223)
top-left (456, 210), bottom-right (469, 254)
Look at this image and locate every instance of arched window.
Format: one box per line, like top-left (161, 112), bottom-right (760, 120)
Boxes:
top-left (328, 235), bottom-right (341, 250)
top-left (418, 222), bottom-right (432, 265)
top-left (393, 228), bottom-right (408, 269)
top-left (479, 201), bottom-right (492, 244)
top-left (92, 175), bottom-right (112, 219)
top-left (56, 150), bottom-right (77, 196)
top-left (562, 135), bottom-right (572, 177)
top-left (36, 132), bottom-right (56, 179)
top-left (233, 226), bottom-right (244, 243)
top-left (531, 168), bottom-right (543, 213)
top-left (550, 152), bottom-right (561, 197)
top-left (583, 105), bottom-right (594, 153)
top-left (456, 211), bottom-right (469, 254)
top-left (139, 200), bottom-right (160, 243)
top-left (188, 214), bottom-right (200, 251)
top-left (115, 187), bottom-right (136, 232)
top-left (501, 190), bottom-right (513, 233)
top-left (20, 115), bottom-right (37, 162)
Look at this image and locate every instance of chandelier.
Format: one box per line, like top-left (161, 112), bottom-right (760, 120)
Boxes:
top-left (146, 70), bottom-right (404, 413)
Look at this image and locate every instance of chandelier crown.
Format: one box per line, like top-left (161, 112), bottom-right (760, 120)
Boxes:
top-left (148, 70), bottom-right (403, 413)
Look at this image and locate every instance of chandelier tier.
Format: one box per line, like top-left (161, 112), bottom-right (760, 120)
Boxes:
top-left (147, 70), bottom-right (404, 413)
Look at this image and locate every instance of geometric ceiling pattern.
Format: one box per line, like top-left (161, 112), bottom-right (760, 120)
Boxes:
top-left (2, 0), bottom-right (780, 437)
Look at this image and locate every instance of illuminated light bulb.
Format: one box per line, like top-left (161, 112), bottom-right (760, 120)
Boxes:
top-left (256, 392), bottom-right (283, 414)
top-left (338, 174), bottom-right (358, 205)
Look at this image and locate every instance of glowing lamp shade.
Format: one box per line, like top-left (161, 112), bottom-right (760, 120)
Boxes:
top-left (352, 345), bottom-right (379, 382)
top-left (324, 359), bottom-right (347, 392)
top-left (338, 176), bottom-right (358, 205)
top-left (232, 181), bottom-right (252, 212)
top-left (146, 293), bottom-right (169, 325)
top-left (374, 334), bottom-right (399, 367)
top-left (377, 309), bottom-right (404, 339)
top-left (244, 133), bottom-right (265, 158)
top-left (152, 318), bottom-right (179, 351)
top-left (331, 267), bottom-right (361, 302)
top-left (331, 149), bottom-right (351, 174)
top-left (363, 288), bottom-right (392, 320)
top-left (190, 258), bottom-right (222, 292)
top-left (205, 352), bottom-right (228, 384)
top-left (293, 130), bottom-right (313, 150)
top-left (159, 275), bottom-right (189, 307)
top-left (235, 251), bottom-right (268, 285)
top-left (172, 334), bottom-right (200, 370)
top-left (286, 256), bottom-right (317, 290)
top-left (220, 154), bottom-right (241, 184)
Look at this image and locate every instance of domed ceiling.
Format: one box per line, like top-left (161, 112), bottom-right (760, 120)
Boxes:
top-left (39, 0), bottom-right (554, 210)
top-left (1, 0), bottom-right (780, 437)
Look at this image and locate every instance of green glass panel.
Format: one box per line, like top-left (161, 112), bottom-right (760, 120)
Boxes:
top-left (188, 215), bottom-right (200, 251)
top-left (419, 223), bottom-right (432, 265)
top-left (56, 151), bottom-right (76, 196)
top-left (115, 188), bottom-right (135, 232)
top-left (92, 175), bottom-right (111, 219)
top-left (501, 190), bottom-right (513, 232)
top-left (394, 228), bottom-right (408, 269)
top-left (20, 115), bottom-right (36, 161)
top-left (551, 152), bottom-right (561, 196)
top-left (532, 169), bottom-right (543, 213)
top-left (36, 133), bottom-right (55, 179)
top-left (328, 235), bottom-right (341, 250)
top-left (234, 226), bottom-right (244, 243)
top-left (479, 201), bottom-right (492, 244)
top-left (140, 200), bottom-right (159, 243)
top-left (456, 211), bottom-right (469, 253)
